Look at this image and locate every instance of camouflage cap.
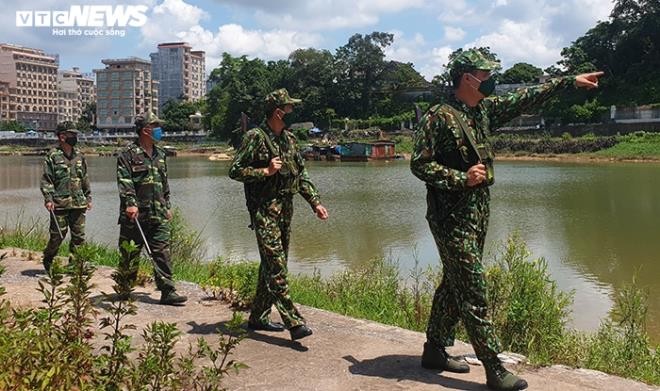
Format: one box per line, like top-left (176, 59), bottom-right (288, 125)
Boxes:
top-left (135, 111), bottom-right (164, 126)
top-left (265, 88), bottom-right (302, 108)
top-left (56, 128), bottom-right (80, 135)
top-left (449, 48), bottom-right (501, 77)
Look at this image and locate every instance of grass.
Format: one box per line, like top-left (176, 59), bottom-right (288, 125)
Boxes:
top-left (594, 131), bottom-right (660, 159)
top-left (1, 215), bottom-right (658, 385)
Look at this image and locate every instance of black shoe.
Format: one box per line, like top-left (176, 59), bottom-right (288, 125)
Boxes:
top-left (247, 321), bottom-right (286, 332)
top-left (159, 290), bottom-right (188, 305)
top-left (43, 258), bottom-right (53, 273)
top-left (289, 325), bottom-right (313, 340)
top-left (421, 342), bottom-right (470, 373)
top-left (486, 365), bottom-right (528, 391)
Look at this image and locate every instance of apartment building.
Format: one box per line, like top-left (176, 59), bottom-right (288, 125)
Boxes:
top-left (57, 67), bottom-right (95, 124)
top-left (94, 57), bottom-right (159, 131)
top-left (0, 43), bottom-right (59, 131)
top-left (150, 42), bottom-right (205, 110)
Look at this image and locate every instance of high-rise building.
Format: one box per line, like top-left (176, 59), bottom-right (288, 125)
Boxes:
top-left (150, 42), bottom-right (206, 110)
top-left (0, 81), bottom-right (10, 122)
top-left (0, 43), bottom-right (59, 131)
top-left (94, 57), bottom-right (159, 131)
top-left (57, 67), bottom-right (95, 125)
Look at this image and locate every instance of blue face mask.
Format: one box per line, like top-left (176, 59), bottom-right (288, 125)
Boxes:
top-left (151, 127), bottom-right (163, 141)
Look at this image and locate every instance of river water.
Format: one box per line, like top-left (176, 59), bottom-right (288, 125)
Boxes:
top-left (1, 156), bottom-right (658, 341)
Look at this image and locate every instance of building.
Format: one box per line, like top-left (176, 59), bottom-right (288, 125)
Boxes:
top-left (0, 43), bottom-right (59, 131)
top-left (339, 141), bottom-right (396, 162)
top-left (57, 67), bottom-right (95, 125)
top-left (0, 81), bottom-right (11, 122)
top-left (94, 57), bottom-right (159, 131)
top-left (150, 42), bottom-right (206, 110)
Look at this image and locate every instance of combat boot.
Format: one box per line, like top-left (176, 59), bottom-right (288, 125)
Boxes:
top-left (485, 364), bottom-right (528, 391)
top-left (421, 342), bottom-right (470, 373)
top-left (43, 257), bottom-right (53, 273)
top-left (159, 290), bottom-right (188, 305)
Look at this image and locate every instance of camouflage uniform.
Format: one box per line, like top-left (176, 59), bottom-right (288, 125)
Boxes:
top-left (116, 138), bottom-right (176, 294)
top-left (40, 131), bottom-right (91, 270)
top-left (411, 50), bottom-right (575, 370)
top-left (229, 89), bottom-right (321, 329)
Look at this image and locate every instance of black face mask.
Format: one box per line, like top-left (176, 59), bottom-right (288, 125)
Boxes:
top-left (65, 136), bottom-right (78, 147)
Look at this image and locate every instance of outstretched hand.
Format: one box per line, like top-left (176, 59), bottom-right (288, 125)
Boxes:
top-left (575, 71), bottom-right (604, 89)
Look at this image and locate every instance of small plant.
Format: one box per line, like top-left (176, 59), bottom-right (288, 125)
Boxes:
top-left (202, 258), bottom-right (259, 308)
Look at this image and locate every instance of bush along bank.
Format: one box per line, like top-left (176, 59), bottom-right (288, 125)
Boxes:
top-left (1, 215), bottom-right (658, 386)
top-left (491, 131), bottom-right (660, 160)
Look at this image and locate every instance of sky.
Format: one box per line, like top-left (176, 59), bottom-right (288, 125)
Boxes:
top-left (1, 0), bottom-right (614, 81)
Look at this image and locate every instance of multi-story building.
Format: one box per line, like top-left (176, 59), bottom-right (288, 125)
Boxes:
top-left (94, 57), bottom-right (159, 131)
top-left (57, 67), bottom-right (95, 125)
top-left (0, 43), bottom-right (59, 131)
top-left (0, 81), bottom-right (11, 122)
top-left (150, 42), bottom-right (205, 110)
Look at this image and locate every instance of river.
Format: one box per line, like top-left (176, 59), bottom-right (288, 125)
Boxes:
top-left (0, 155), bottom-right (658, 342)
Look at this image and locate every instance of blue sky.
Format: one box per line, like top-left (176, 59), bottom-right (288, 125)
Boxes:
top-left (1, 0), bottom-right (614, 80)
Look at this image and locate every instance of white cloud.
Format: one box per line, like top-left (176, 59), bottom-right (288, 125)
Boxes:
top-left (419, 46), bottom-right (453, 80)
top-left (140, 0), bottom-right (208, 45)
top-left (432, 0), bottom-right (613, 70)
top-left (443, 26), bottom-right (465, 42)
top-left (140, 0), bottom-right (321, 73)
top-left (467, 18), bottom-right (562, 69)
top-left (384, 31), bottom-right (425, 63)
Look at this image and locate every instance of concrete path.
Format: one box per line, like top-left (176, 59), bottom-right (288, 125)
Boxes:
top-left (0, 248), bottom-right (657, 391)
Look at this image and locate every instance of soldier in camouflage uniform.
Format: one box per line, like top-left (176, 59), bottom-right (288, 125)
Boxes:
top-left (229, 88), bottom-right (329, 341)
top-left (40, 128), bottom-right (92, 272)
top-left (411, 49), bottom-right (603, 391)
top-left (116, 112), bottom-right (187, 305)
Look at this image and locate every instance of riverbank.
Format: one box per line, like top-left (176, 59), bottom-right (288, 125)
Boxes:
top-left (0, 141), bottom-right (232, 157)
top-left (2, 131), bottom-right (660, 162)
top-left (2, 248), bottom-right (656, 390)
top-left (1, 216), bottom-right (658, 386)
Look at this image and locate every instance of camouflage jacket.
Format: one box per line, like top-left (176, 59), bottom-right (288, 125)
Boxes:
top-left (411, 76), bottom-right (576, 191)
top-left (229, 124), bottom-right (321, 209)
top-left (40, 147), bottom-right (91, 210)
top-left (116, 141), bottom-right (171, 223)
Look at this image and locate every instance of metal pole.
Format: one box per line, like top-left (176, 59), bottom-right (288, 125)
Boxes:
top-left (50, 209), bottom-right (64, 240)
top-left (134, 218), bottom-right (152, 256)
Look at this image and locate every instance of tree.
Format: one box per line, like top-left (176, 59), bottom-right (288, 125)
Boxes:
top-left (500, 63), bottom-right (543, 84)
top-left (161, 99), bottom-right (201, 133)
top-left (334, 32), bottom-right (394, 118)
top-left (206, 54), bottom-right (273, 140)
top-left (76, 102), bottom-right (96, 132)
top-left (287, 48), bottom-right (336, 126)
top-left (543, 0), bottom-right (660, 122)
top-left (0, 120), bottom-right (26, 132)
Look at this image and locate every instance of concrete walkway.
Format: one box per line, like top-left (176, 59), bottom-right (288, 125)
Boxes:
top-left (0, 248), bottom-right (657, 391)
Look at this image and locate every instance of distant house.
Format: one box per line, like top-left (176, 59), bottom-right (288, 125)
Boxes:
top-left (339, 141), bottom-right (395, 161)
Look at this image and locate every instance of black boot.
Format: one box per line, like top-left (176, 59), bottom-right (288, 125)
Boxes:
top-left (485, 364), bottom-right (528, 391)
top-left (43, 257), bottom-right (53, 273)
top-left (289, 324), bottom-right (313, 340)
top-left (159, 290), bottom-right (188, 305)
top-left (248, 321), bottom-right (286, 332)
top-left (421, 342), bottom-right (470, 373)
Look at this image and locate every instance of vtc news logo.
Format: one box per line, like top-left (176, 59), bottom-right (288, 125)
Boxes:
top-left (16, 5), bottom-right (148, 27)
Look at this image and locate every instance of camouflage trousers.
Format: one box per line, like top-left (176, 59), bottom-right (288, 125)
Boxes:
top-left (425, 187), bottom-right (501, 369)
top-left (43, 208), bottom-right (86, 269)
top-left (116, 218), bottom-right (176, 293)
top-left (249, 196), bottom-right (305, 329)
